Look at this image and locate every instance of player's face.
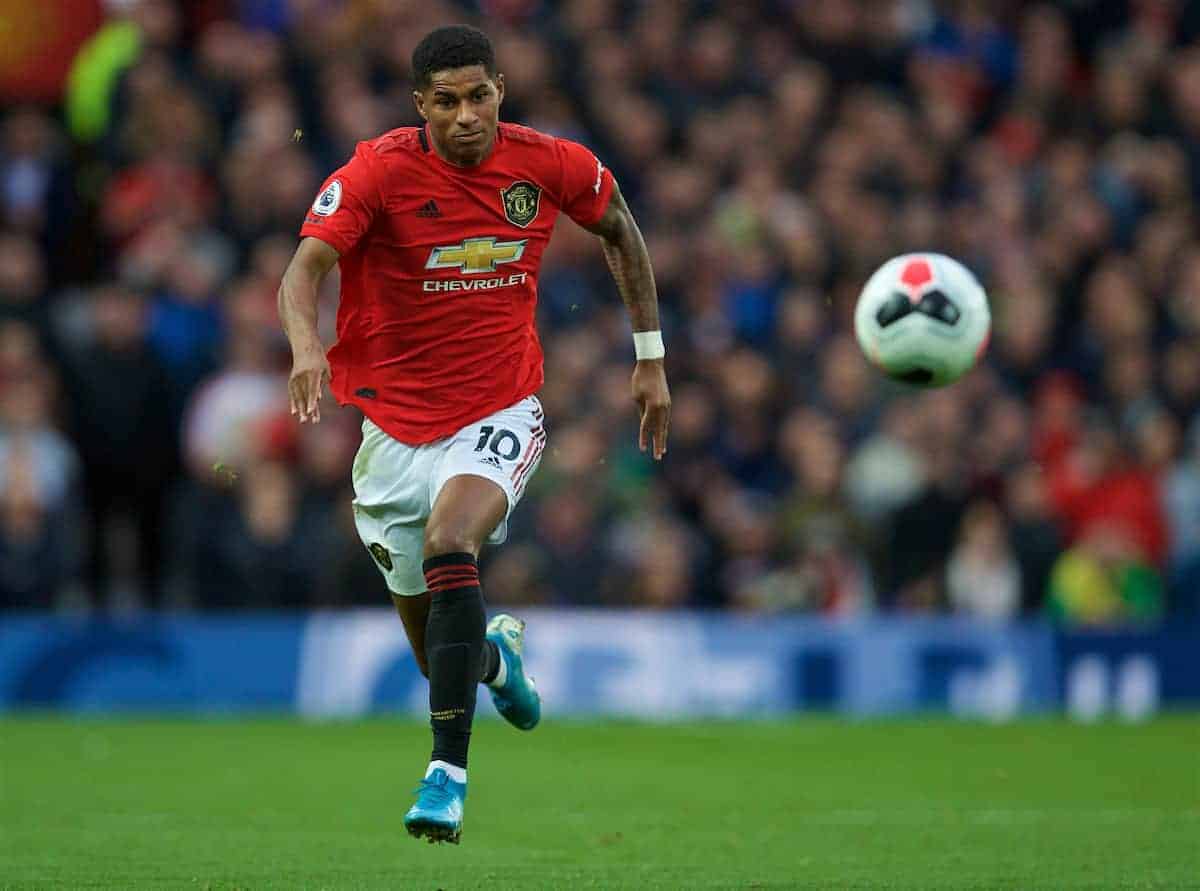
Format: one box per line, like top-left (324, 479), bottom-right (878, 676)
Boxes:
top-left (414, 66), bottom-right (505, 167)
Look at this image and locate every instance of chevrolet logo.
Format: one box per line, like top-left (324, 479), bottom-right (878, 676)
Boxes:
top-left (425, 237), bottom-right (527, 274)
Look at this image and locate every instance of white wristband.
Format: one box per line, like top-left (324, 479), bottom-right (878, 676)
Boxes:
top-left (633, 330), bottom-right (665, 361)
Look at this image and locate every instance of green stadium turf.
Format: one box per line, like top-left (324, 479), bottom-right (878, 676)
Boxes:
top-left (1, 717), bottom-right (1197, 889)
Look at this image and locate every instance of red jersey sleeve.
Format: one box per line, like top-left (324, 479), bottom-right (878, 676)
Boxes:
top-left (299, 142), bottom-right (383, 255)
top-left (555, 137), bottom-right (615, 228)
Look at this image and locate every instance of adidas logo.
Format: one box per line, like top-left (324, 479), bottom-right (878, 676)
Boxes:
top-left (479, 455), bottom-right (502, 469)
top-left (416, 200), bottom-right (442, 218)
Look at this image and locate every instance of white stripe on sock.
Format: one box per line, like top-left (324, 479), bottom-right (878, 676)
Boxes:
top-left (426, 760), bottom-right (466, 784)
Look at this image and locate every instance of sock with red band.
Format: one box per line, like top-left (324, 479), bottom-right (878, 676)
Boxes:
top-left (423, 552), bottom-right (486, 769)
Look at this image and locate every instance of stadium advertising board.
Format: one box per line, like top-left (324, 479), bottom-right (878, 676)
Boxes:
top-left (1, 613), bottom-right (1196, 718)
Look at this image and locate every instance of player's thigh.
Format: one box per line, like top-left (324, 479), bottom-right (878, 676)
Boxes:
top-left (351, 418), bottom-right (436, 596)
top-left (429, 395), bottom-right (547, 550)
top-left (424, 475), bottom-right (509, 558)
top-left (352, 508), bottom-right (427, 595)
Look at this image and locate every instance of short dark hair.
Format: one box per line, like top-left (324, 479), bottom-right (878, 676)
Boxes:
top-left (411, 25), bottom-right (496, 89)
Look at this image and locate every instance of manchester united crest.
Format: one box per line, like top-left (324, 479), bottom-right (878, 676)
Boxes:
top-left (501, 181), bottom-right (541, 228)
top-left (368, 542), bottom-right (393, 571)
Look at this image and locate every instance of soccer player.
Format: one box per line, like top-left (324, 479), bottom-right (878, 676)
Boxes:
top-left (276, 25), bottom-right (670, 844)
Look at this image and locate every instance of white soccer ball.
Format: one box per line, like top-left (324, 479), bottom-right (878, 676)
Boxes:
top-left (854, 253), bottom-right (991, 388)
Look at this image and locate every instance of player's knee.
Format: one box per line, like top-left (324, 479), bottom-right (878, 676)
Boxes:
top-left (422, 524), bottom-right (479, 560)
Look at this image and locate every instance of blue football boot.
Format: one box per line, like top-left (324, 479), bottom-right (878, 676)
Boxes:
top-left (486, 614), bottom-right (541, 730)
top-left (404, 768), bottom-right (466, 844)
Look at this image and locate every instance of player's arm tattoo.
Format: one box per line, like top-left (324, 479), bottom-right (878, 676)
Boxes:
top-left (585, 182), bottom-right (671, 460)
top-left (583, 184), bottom-right (660, 333)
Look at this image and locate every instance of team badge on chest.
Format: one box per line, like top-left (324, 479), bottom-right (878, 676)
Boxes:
top-left (501, 181), bottom-right (541, 228)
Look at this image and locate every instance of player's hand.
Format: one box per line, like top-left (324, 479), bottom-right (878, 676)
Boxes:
top-left (289, 344), bottom-right (331, 423)
top-left (632, 359), bottom-right (670, 461)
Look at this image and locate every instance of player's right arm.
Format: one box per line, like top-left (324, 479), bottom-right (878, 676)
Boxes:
top-left (280, 141), bottom-right (383, 422)
top-left (278, 237), bottom-right (339, 423)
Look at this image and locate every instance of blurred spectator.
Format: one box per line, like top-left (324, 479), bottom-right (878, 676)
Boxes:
top-left (183, 460), bottom-right (321, 608)
top-left (481, 542), bottom-right (555, 607)
top-left (60, 285), bottom-right (173, 607)
top-left (1162, 418), bottom-right (1200, 615)
top-left (945, 500), bottom-right (1021, 620)
top-left (709, 486), bottom-right (779, 610)
top-left (0, 234), bottom-right (50, 344)
top-left (610, 515), bottom-right (699, 610)
top-left (871, 387), bottom-right (974, 610)
top-left (1041, 413), bottom-right (1168, 569)
top-left (1, 108), bottom-right (74, 252)
top-left (843, 401), bottom-right (926, 524)
top-left (0, 361), bottom-right (78, 517)
top-left (1003, 462), bottom-right (1062, 615)
top-left (0, 447), bottom-right (80, 609)
top-left (181, 276), bottom-right (288, 482)
top-left (530, 488), bottom-right (610, 606)
top-left (774, 407), bottom-right (873, 614)
top-left (0, 361), bottom-right (82, 608)
top-left (1047, 525), bottom-right (1164, 628)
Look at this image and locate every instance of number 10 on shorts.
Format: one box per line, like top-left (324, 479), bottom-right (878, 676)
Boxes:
top-left (474, 425), bottom-right (521, 461)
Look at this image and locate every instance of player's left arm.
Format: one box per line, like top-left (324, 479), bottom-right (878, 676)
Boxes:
top-left (583, 184), bottom-right (671, 461)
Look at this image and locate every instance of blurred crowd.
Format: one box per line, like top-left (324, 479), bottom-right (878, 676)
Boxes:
top-left (1, 0), bottom-right (1198, 624)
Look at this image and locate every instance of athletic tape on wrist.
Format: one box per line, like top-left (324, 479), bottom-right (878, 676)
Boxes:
top-left (633, 330), bottom-right (665, 361)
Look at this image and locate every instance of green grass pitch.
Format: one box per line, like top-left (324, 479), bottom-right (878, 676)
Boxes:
top-left (2, 717), bottom-right (1197, 889)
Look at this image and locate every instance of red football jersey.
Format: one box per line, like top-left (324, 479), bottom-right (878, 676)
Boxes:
top-left (299, 122), bottom-right (615, 444)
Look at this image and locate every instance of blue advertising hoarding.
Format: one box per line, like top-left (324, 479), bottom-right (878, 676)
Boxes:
top-left (1, 612), bottom-right (1196, 718)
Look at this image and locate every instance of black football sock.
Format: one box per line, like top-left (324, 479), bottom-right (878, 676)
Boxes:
top-left (423, 552), bottom-right (486, 770)
top-left (480, 640), bottom-right (501, 685)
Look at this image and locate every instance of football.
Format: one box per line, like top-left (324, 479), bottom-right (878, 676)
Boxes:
top-left (854, 253), bottom-right (991, 387)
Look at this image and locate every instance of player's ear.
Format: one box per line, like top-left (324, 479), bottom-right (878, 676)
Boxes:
top-left (494, 73), bottom-right (505, 106)
top-left (413, 89), bottom-right (428, 121)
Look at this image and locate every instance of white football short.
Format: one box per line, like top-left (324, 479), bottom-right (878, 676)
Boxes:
top-left (351, 395), bottom-right (546, 596)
